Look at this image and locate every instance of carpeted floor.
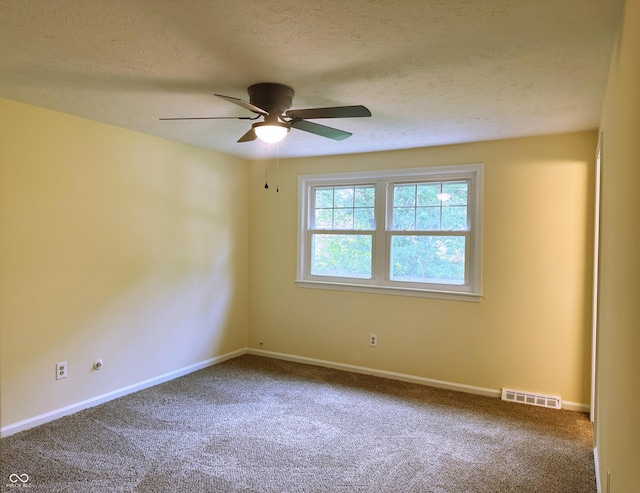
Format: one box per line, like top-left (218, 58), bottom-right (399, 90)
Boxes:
top-left (1, 355), bottom-right (596, 492)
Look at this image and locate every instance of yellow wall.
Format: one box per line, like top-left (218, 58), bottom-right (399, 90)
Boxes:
top-left (596, 0), bottom-right (640, 490)
top-left (0, 98), bottom-right (250, 427)
top-left (0, 99), bottom-right (600, 429)
top-left (249, 131), bottom-right (597, 406)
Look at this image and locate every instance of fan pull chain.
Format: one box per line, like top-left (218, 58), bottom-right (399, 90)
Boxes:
top-left (264, 146), bottom-right (269, 189)
top-left (276, 143), bottom-right (280, 193)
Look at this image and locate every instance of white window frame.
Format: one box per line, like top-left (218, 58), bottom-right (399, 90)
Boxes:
top-left (296, 164), bottom-right (483, 302)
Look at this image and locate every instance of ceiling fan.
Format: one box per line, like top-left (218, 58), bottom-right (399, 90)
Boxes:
top-left (160, 83), bottom-right (371, 144)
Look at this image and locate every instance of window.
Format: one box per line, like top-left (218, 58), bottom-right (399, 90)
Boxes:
top-left (296, 164), bottom-right (483, 301)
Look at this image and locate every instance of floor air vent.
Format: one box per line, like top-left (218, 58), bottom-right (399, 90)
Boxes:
top-left (501, 388), bottom-right (561, 410)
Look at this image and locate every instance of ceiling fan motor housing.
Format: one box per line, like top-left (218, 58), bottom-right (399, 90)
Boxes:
top-left (248, 83), bottom-right (294, 115)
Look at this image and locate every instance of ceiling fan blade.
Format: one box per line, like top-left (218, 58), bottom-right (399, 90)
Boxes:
top-left (237, 128), bottom-right (257, 143)
top-left (285, 105), bottom-right (371, 120)
top-left (290, 119), bottom-right (352, 141)
top-left (214, 94), bottom-right (268, 116)
top-left (159, 116), bottom-right (257, 120)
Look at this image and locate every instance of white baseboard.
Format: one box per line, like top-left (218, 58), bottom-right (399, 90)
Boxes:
top-left (594, 446), bottom-right (601, 493)
top-left (247, 348), bottom-right (501, 398)
top-left (1, 347), bottom-right (591, 437)
top-left (0, 348), bottom-right (247, 438)
top-left (247, 349), bottom-right (591, 413)
top-left (562, 400), bottom-right (591, 413)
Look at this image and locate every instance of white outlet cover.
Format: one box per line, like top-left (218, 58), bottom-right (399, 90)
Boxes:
top-left (56, 361), bottom-right (67, 380)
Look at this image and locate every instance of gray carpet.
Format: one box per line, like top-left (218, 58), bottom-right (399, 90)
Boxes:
top-left (1, 355), bottom-right (596, 492)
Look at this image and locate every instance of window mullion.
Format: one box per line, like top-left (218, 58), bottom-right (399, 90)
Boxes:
top-left (372, 180), bottom-right (387, 281)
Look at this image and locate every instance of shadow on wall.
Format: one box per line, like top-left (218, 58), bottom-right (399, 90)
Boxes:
top-left (82, 248), bottom-right (235, 378)
top-left (0, 106), bottom-right (249, 427)
top-left (63, 153), bottom-right (243, 387)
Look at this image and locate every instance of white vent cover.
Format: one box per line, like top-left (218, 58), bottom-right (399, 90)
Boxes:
top-left (501, 388), bottom-right (562, 410)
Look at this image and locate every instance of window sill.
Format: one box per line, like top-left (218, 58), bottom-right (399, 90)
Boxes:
top-left (295, 279), bottom-right (482, 302)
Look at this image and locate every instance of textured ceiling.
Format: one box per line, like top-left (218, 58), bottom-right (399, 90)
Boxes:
top-left (0, 0), bottom-right (624, 159)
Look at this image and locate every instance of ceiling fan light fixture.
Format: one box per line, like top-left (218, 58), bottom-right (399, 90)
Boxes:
top-left (254, 122), bottom-right (290, 143)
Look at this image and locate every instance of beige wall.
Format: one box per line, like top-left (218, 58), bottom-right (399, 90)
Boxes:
top-left (249, 131), bottom-right (597, 406)
top-left (0, 99), bottom-right (250, 427)
top-left (596, 0), bottom-right (640, 490)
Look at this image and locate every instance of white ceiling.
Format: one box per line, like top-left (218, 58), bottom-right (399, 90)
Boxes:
top-left (0, 0), bottom-right (624, 159)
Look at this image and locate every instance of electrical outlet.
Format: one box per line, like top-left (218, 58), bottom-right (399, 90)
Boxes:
top-left (369, 334), bottom-right (377, 347)
top-left (56, 361), bottom-right (67, 380)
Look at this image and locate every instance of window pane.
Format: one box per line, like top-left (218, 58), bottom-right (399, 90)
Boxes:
top-left (334, 209), bottom-right (354, 229)
top-left (313, 185), bottom-right (375, 231)
top-left (416, 207), bottom-right (441, 230)
top-left (354, 208), bottom-right (375, 230)
top-left (311, 234), bottom-right (372, 278)
top-left (417, 184), bottom-right (440, 206)
top-left (315, 188), bottom-right (334, 208)
top-left (393, 185), bottom-right (416, 206)
top-left (315, 209), bottom-right (333, 229)
top-left (393, 207), bottom-right (415, 230)
top-left (393, 181), bottom-right (468, 232)
top-left (355, 186), bottom-right (375, 207)
top-left (443, 182), bottom-right (468, 205)
top-left (334, 187), bottom-right (354, 208)
top-left (442, 206), bottom-right (467, 230)
top-left (390, 236), bottom-right (465, 284)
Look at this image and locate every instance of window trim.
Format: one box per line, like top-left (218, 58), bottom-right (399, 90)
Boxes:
top-left (296, 164), bottom-right (484, 301)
